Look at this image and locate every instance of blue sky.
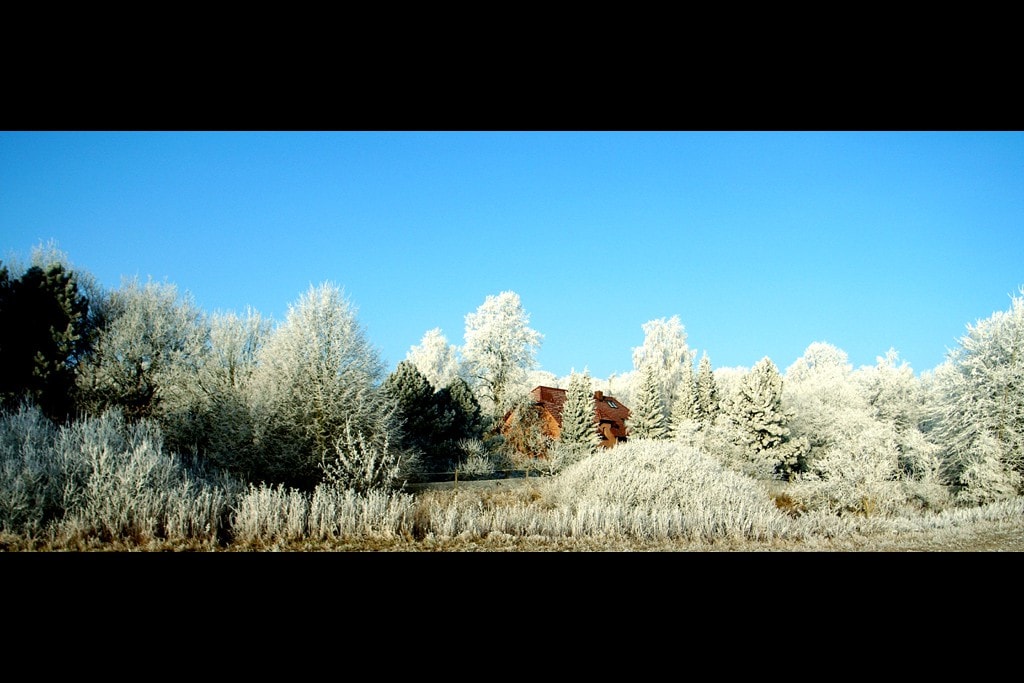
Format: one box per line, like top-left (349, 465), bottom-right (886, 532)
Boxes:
top-left (2, 131), bottom-right (1022, 379)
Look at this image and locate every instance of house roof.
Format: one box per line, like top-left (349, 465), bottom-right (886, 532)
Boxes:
top-left (529, 386), bottom-right (631, 435)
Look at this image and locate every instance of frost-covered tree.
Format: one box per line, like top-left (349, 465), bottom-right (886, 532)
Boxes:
top-left (250, 283), bottom-right (406, 489)
top-left (628, 364), bottom-right (668, 440)
top-left (406, 327), bottom-right (464, 390)
top-left (75, 277), bottom-right (207, 428)
top-left (694, 353), bottom-right (720, 430)
top-left (724, 357), bottom-right (803, 479)
top-left (783, 342), bottom-right (902, 486)
top-left (462, 291), bottom-right (542, 419)
top-left (783, 342), bottom-right (862, 461)
top-left (926, 289), bottom-right (1024, 503)
top-left (631, 315), bottom-right (696, 412)
top-left (559, 370), bottom-right (601, 455)
top-left (853, 349), bottom-right (939, 483)
top-left (152, 306), bottom-right (273, 474)
top-left (667, 362), bottom-right (697, 440)
top-left (527, 369), bottom-right (559, 389)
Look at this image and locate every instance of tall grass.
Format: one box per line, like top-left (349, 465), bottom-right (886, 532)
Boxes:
top-left (2, 406), bottom-right (1022, 551)
top-left (230, 483), bottom-right (415, 546)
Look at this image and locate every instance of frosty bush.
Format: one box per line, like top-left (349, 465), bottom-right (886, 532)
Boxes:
top-left (452, 437), bottom-right (503, 477)
top-left (0, 404), bottom-right (237, 546)
top-left (544, 438), bottom-right (603, 476)
top-left (539, 439), bottom-right (792, 542)
top-left (0, 402), bottom-right (60, 534)
top-left (319, 421), bottom-right (412, 493)
top-left (808, 424), bottom-right (905, 516)
top-left (230, 483), bottom-right (310, 544)
top-left (51, 409), bottom-right (235, 545)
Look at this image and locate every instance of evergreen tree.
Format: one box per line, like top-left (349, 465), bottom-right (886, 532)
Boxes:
top-left (382, 360), bottom-right (436, 451)
top-left (0, 261), bottom-right (92, 421)
top-left (695, 353), bottom-right (720, 429)
top-left (628, 365), bottom-right (668, 440)
top-left (668, 362), bottom-right (697, 439)
top-left (440, 375), bottom-right (486, 444)
top-left (726, 357), bottom-right (802, 478)
top-left (560, 370), bottom-right (600, 455)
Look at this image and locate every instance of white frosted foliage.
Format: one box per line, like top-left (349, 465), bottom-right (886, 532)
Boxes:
top-left (631, 315), bottom-right (696, 410)
top-left (560, 369), bottom-right (601, 454)
top-left (406, 327), bottom-right (464, 390)
top-left (462, 291), bottom-right (542, 417)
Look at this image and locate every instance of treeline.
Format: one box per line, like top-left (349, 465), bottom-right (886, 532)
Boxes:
top-left (0, 246), bottom-right (506, 494)
top-left (1, 243), bottom-right (1023, 550)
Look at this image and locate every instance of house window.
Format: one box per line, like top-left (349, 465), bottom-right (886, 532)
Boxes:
top-left (606, 400), bottom-right (618, 408)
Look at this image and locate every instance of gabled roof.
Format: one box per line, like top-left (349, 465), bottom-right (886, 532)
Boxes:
top-left (530, 385), bottom-right (568, 423)
top-left (528, 386), bottom-right (631, 440)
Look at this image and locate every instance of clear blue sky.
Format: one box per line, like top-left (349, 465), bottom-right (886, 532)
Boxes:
top-left (2, 131), bottom-right (1022, 379)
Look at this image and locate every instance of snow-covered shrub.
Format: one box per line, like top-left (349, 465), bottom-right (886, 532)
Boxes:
top-left (0, 402), bottom-right (59, 534)
top-left (320, 420), bottom-right (413, 493)
top-left (451, 437), bottom-right (494, 476)
top-left (809, 424), bottom-right (905, 516)
top-left (539, 439), bottom-right (791, 542)
top-left (49, 409), bottom-right (234, 546)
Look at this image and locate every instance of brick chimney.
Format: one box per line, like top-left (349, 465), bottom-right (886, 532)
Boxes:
top-left (594, 391), bottom-right (603, 401)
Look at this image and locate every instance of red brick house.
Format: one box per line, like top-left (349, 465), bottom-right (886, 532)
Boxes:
top-left (505, 385), bottom-right (630, 449)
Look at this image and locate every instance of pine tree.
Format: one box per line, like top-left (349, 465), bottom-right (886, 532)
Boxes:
top-left (628, 365), bottom-right (668, 440)
top-left (668, 362), bottom-right (697, 439)
top-left (560, 370), bottom-right (600, 454)
top-left (0, 262), bottom-right (91, 421)
top-left (445, 376), bottom-right (486, 441)
top-left (695, 353), bottom-right (720, 429)
top-left (382, 360), bottom-right (439, 463)
top-left (727, 357), bottom-right (801, 478)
